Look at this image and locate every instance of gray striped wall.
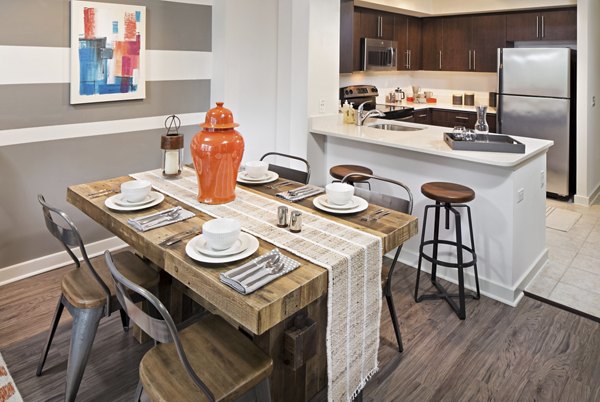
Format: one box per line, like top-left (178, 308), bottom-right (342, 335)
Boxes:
top-left (0, 0), bottom-right (212, 270)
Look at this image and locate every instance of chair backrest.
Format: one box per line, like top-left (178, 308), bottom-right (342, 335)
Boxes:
top-left (38, 194), bottom-right (111, 315)
top-left (260, 152), bottom-right (311, 184)
top-left (340, 174), bottom-right (413, 215)
top-left (105, 250), bottom-right (215, 401)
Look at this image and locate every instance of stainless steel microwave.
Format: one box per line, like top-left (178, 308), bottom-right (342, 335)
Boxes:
top-left (361, 38), bottom-right (398, 71)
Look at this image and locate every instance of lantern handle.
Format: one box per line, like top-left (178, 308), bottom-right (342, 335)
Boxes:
top-left (165, 114), bottom-right (181, 136)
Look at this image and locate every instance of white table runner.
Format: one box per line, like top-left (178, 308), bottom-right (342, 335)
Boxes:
top-left (132, 168), bottom-right (382, 401)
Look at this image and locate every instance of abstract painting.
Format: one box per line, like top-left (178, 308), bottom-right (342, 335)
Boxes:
top-left (70, 1), bottom-right (146, 104)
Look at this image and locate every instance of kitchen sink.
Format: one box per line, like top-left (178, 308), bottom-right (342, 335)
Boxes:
top-left (368, 123), bottom-right (425, 132)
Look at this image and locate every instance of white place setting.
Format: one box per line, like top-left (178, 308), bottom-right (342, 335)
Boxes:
top-left (236, 160), bottom-right (279, 184)
top-left (312, 182), bottom-right (368, 214)
top-left (185, 218), bottom-right (259, 263)
top-left (105, 180), bottom-right (165, 211)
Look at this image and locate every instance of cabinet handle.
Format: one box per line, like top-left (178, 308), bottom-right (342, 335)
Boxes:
top-left (473, 50), bottom-right (476, 70)
top-left (439, 50), bottom-right (442, 70)
top-left (455, 116), bottom-right (469, 121)
top-left (417, 114), bottom-right (428, 118)
top-left (541, 15), bottom-right (545, 38)
top-left (378, 16), bottom-right (382, 37)
top-left (408, 50), bottom-right (411, 69)
top-left (405, 50), bottom-right (409, 68)
top-left (468, 50), bottom-right (472, 70)
top-left (536, 16), bottom-right (539, 38)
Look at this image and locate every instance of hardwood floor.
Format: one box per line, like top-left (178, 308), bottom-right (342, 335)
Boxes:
top-left (1, 260), bottom-right (599, 401)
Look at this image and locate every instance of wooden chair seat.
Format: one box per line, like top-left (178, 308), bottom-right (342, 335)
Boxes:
top-left (421, 182), bottom-right (475, 204)
top-left (62, 251), bottom-right (159, 310)
top-left (139, 314), bottom-right (273, 402)
top-left (329, 164), bottom-right (373, 183)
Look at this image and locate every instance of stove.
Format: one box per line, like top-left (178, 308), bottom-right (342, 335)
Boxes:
top-left (339, 85), bottom-right (414, 121)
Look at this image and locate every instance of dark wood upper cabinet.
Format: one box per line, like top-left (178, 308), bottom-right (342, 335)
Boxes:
top-left (421, 18), bottom-right (444, 70)
top-left (339, 0), bottom-right (355, 74)
top-left (506, 8), bottom-right (576, 42)
top-left (442, 16), bottom-right (471, 72)
top-left (395, 15), bottom-right (422, 70)
top-left (471, 14), bottom-right (506, 72)
top-left (359, 8), bottom-right (395, 41)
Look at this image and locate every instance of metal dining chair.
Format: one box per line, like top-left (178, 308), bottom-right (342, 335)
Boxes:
top-left (36, 194), bottom-right (160, 402)
top-left (105, 250), bottom-right (274, 402)
top-left (260, 152), bottom-right (311, 184)
top-left (341, 174), bottom-right (414, 353)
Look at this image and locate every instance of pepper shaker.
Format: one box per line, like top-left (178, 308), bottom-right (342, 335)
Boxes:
top-left (289, 211), bottom-right (302, 233)
top-left (277, 206), bottom-right (289, 228)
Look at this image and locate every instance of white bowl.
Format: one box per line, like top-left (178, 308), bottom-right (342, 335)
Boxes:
top-left (326, 182), bottom-right (354, 205)
top-left (202, 218), bottom-right (241, 250)
top-left (120, 180), bottom-right (151, 203)
top-left (245, 161), bottom-right (269, 178)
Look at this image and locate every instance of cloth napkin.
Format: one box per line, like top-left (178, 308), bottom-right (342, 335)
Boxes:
top-left (220, 249), bottom-right (301, 295)
top-left (276, 185), bottom-right (324, 202)
top-left (127, 206), bottom-right (195, 232)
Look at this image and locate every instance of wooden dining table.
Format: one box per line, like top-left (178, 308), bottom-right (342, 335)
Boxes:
top-left (67, 172), bottom-right (418, 401)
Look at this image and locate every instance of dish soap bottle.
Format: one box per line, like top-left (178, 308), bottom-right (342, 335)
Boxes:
top-left (342, 101), bottom-right (353, 124)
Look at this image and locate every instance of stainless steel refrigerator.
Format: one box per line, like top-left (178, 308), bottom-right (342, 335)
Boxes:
top-left (497, 47), bottom-right (576, 198)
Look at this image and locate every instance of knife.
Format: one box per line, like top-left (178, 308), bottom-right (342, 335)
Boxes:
top-left (160, 227), bottom-right (201, 246)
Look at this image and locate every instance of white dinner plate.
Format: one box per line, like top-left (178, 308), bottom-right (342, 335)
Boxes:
top-left (237, 171), bottom-right (279, 184)
top-left (105, 191), bottom-right (164, 211)
top-left (312, 195), bottom-right (368, 214)
top-left (113, 193), bottom-right (156, 207)
top-left (315, 195), bottom-right (360, 210)
top-left (194, 234), bottom-right (248, 257)
top-left (186, 232), bottom-right (259, 264)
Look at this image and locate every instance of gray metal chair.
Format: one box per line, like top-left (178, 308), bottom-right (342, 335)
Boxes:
top-left (35, 194), bottom-right (159, 402)
top-left (260, 152), bottom-right (311, 184)
top-left (105, 250), bottom-right (273, 402)
top-left (341, 173), bottom-right (414, 353)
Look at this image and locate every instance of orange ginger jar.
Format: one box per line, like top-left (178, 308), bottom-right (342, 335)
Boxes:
top-left (190, 102), bottom-right (244, 204)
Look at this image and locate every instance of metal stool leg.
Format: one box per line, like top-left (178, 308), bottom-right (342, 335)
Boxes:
top-left (466, 205), bottom-right (481, 299)
top-left (36, 296), bottom-right (65, 376)
top-left (453, 207), bottom-right (466, 320)
top-left (414, 205), bottom-right (432, 301)
top-left (430, 202), bottom-right (442, 282)
top-left (119, 309), bottom-right (130, 332)
top-left (64, 306), bottom-right (104, 402)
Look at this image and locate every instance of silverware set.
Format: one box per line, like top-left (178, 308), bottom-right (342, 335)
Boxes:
top-left (160, 226), bottom-right (201, 246)
top-left (133, 207), bottom-right (182, 229)
top-left (267, 180), bottom-right (292, 189)
top-left (87, 188), bottom-right (117, 199)
top-left (361, 209), bottom-right (391, 222)
top-left (288, 185), bottom-right (320, 197)
top-left (229, 250), bottom-right (284, 284)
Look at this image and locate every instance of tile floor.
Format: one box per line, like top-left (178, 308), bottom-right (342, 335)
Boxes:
top-left (525, 198), bottom-right (600, 320)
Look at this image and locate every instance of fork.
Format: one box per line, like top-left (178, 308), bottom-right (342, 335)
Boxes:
top-left (136, 207), bottom-right (182, 225)
top-left (267, 180), bottom-right (292, 189)
top-left (244, 255), bottom-right (284, 287)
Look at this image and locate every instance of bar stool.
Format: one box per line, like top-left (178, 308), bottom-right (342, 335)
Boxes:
top-left (329, 164), bottom-right (372, 189)
top-left (414, 182), bottom-right (480, 320)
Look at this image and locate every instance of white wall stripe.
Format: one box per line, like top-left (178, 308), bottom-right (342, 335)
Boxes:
top-left (0, 112), bottom-right (205, 147)
top-left (0, 46), bottom-right (211, 85)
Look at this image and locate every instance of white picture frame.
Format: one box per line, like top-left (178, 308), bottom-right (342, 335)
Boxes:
top-left (70, 1), bottom-right (146, 104)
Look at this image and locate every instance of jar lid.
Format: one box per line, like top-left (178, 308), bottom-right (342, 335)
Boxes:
top-left (200, 102), bottom-right (240, 129)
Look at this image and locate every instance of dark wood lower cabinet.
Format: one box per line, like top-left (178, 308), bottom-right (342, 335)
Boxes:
top-left (413, 109), bottom-right (431, 124)
top-left (427, 108), bottom-right (496, 132)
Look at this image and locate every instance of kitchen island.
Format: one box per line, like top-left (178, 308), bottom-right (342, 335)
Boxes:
top-left (309, 114), bottom-right (553, 306)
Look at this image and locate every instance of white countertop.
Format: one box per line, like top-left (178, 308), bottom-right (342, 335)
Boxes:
top-left (310, 114), bottom-right (552, 168)
top-left (378, 101), bottom-right (497, 114)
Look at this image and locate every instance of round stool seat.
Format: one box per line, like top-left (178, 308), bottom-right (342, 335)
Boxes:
top-left (421, 182), bottom-right (475, 204)
top-left (330, 165), bottom-right (373, 183)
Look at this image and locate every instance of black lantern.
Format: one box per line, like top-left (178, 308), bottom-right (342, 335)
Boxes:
top-left (161, 115), bottom-right (184, 177)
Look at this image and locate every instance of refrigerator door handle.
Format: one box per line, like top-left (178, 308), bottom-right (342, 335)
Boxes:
top-left (536, 16), bottom-right (539, 38)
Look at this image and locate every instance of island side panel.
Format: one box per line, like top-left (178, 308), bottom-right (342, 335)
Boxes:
top-left (321, 135), bottom-right (547, 306)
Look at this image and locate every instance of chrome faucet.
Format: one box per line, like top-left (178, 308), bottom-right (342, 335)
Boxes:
top-left (356, 101), bottom-right (385, 126)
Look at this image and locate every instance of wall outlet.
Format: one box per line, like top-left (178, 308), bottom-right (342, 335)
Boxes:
top-left (319, 99), bottom-right (326, 113)
top-left (540, 170), bottom-right (545, 188)
top-left (517, 188), bottom-right (525, 203)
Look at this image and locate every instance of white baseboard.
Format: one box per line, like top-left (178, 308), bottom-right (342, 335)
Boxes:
top-left (0, 237), bottom-right (128, 287)
top-left (387, 247), bottom-right (549, 307)
top-left (574, 182), bottom-right (600, 206)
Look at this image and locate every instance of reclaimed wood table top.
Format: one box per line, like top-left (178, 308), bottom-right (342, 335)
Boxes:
top-left (67, 175), bottom-right (418, 335)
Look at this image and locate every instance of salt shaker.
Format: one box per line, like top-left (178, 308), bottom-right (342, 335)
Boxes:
top-left (289, 211), bottom-right (302, 233)
top-left (277, 206), bottom-right (289, 228)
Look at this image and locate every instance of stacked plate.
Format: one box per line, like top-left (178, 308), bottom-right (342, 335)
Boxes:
top-left (312, 194), bottom-right (368, 214)
top-left (236, 170), bottom-right (279, 184)
top-left (105, 191), bottom-right (165, 211)
top-left (185, 232), bottom-right (259, 263)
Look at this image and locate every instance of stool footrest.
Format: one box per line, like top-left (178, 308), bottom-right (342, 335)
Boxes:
top-left (420, 240), bottom-right (477, 268)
